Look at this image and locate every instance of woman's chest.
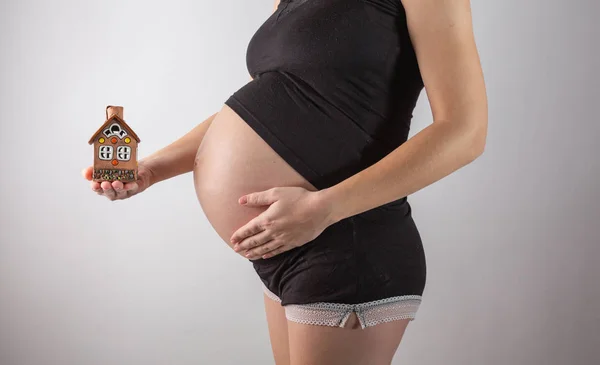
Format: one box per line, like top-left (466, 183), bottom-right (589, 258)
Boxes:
top-left (246, 0), bottom-right (404, 75)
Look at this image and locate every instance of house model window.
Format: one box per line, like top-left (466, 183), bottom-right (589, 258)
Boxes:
top-left (99, 146), bottom-right (113, 160)
top-left (117, 146), bottom-right (131, 161)
top-left (102, 123), bottom-right (128, 139)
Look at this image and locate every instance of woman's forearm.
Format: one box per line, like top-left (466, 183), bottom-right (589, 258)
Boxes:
top-left (141, 112), bottom-right (218, 186)
top-left (317, 118), bottom-right (487, 224)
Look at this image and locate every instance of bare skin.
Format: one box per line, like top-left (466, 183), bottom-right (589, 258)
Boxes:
top-left (263, 293), bottom-right (290, 365)
top-left (192, 103), bottom-right (318, 248)
top-left (287, 312), bottom-right (410, 365)
top-left (264, 293), bottom-right (410, 365)
top-left (82, 0), bottom-right (488, 364)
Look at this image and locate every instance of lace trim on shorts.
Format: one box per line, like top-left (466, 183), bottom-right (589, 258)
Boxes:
top-left (262, 283), bottom-right (282, 303)
top-left (261, 283), bottom-right (421, 329)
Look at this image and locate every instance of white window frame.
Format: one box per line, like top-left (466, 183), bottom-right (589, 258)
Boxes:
top-left (103, 123), bottom-right (128, 139)
top-left (116, 146), bottom-right (131, 161)
top-left (99, 145), bottom-right (113, 160)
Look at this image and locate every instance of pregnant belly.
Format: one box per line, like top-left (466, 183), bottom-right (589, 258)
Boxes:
top-left (193, 104), bottom-right (318, 249)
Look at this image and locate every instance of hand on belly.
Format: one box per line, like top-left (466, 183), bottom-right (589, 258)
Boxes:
top-left (229, 185), bottom-right (335, 260)
top-left (193, 104), bottom-right (327, 259)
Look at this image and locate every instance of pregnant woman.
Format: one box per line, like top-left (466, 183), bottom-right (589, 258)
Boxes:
top-left (83, 0), bottom-right (487, 364)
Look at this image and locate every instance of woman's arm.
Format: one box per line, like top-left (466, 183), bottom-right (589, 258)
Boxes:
top-left (318, 0), bottom-right (488, 224)
top-left (141, 112), bottom-right (217, 186)
top-left (84, 111), bottom-right (218, 200)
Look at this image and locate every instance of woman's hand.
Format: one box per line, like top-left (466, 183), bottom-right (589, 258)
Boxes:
top-left (82, 162), bottom-right (154, 201)
top-left (229, 186), bottom-right (336, 260)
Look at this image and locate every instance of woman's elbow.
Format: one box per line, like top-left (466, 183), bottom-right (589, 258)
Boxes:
top-left (463, 116), bottom-right (488, 163)
top-left (457, 114), bottom-right (487, 164)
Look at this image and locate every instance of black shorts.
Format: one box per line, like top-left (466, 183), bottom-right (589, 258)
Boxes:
top-left (250, 197), bottom-right (427, 308)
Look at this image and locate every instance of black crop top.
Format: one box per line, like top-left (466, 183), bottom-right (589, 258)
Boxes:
top-left (224, 0), bottom-right (424, 192)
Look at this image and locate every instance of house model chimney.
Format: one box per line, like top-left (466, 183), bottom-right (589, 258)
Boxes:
top-left (106, 105), bottom-right (124, 121)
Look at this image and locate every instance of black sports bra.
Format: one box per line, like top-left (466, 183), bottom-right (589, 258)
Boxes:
top-left (225, 0), bottom-right (424, 191)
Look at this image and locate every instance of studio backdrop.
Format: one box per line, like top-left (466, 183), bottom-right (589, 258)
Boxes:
top-left (0, 0), bottom-right (598, 364)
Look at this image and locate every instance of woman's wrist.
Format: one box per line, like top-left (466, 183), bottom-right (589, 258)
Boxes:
top-left (314, 185), bottom-right (349, 225)
top-left (139, 153), bottom-right (187, 187)
top-left (138, 157), bottom-right (159, 187)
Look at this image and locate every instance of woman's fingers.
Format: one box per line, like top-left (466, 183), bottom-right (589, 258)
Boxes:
top-left (86, 168), bottom-right (106, 196)
top-left (111, 181), bottom-right (125, 198)
top-left (230, 215), bottom-right (273, 245)
top-left (233, 225), bottom-right (272, 252)
top-left (87, 170), bottom-right (141, 200)
top-left (261, 245), bottom-right (287, 259)
top-left (112, 181), bottom-right (128, 199)
top-left (111, 181), bottom-right (124, 190)
top-left (246, 240), bottom-right (284, 260)
top-left (123, 182), bottom-right (139, 193)
top-left (91, 181), bottom-right (102, 193)
top-left (82, 166), bottom-right (93, 181)
top-left (101, 181), bottom-right (117, 200)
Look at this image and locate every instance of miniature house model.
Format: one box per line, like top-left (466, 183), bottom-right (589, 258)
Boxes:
top-left (88, 106), bottom-right (140, 182)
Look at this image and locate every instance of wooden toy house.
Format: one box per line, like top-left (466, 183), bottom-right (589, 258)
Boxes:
top-left (88, 106), bottom-right (140, 182)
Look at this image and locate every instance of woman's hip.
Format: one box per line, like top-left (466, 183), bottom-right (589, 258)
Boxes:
top-left (250, 201), bottom-right (427, 306)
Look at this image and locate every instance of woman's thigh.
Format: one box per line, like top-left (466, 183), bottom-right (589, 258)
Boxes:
top-left (287, 317), bottom-right (411, 365)
top-left (263, 293), bottom-right (291, 365)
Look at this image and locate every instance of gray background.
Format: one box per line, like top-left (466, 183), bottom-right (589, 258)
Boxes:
top-left (1, 0), bottom-right (598, 364)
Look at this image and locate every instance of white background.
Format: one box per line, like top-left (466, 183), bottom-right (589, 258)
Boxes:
top-left (1, 0), bottom-right (598, 364)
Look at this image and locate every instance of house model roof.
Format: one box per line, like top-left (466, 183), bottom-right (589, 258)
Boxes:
top-left (88, 114), bottom-right (141, 145)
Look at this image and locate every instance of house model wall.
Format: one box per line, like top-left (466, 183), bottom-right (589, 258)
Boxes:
top-left (88, 106), bottom-right (141, 182)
